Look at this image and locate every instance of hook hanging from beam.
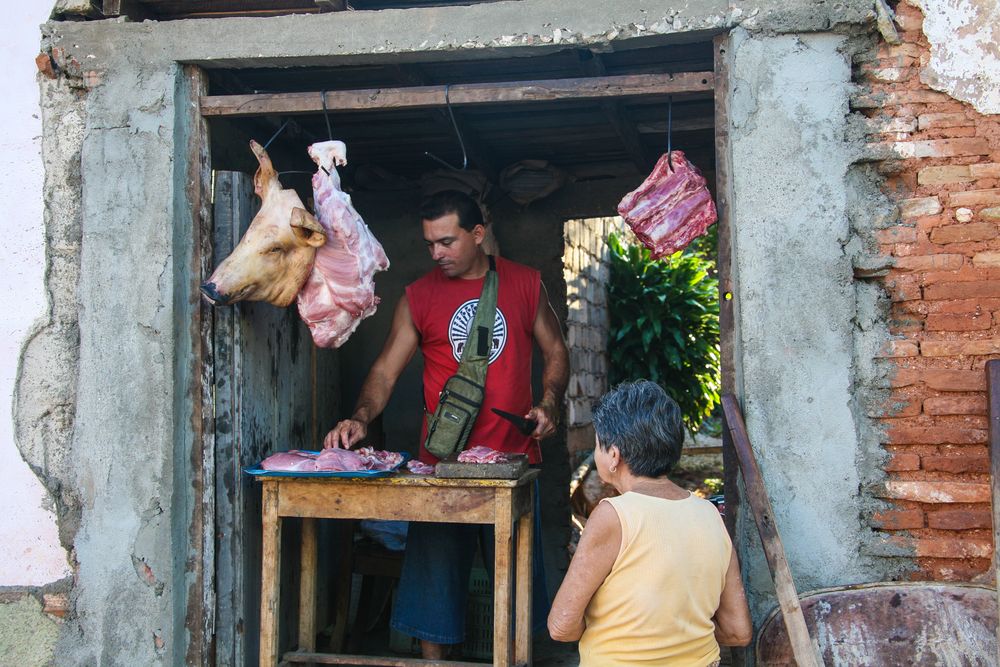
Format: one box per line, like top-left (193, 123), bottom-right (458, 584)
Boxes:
top-left (425, 84), bottom-right (469, 171)
top-left (666, 95), bottom-right (674, 173)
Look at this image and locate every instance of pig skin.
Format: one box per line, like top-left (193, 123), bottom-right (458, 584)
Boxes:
top-left (297, 141), bottom-right (390, 348)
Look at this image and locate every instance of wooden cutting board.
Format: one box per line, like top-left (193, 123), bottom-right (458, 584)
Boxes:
top-left (434, 453), bottom-right (529, 479)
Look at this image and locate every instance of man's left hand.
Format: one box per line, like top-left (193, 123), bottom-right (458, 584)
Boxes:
top-left (526, 401), bottom-right (559, 440)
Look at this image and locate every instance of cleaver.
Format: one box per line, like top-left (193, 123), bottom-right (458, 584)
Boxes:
top-left (491, 407), bottom-right (537, 436)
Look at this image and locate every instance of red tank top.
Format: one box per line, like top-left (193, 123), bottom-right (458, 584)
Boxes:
top-left (406, 256), bottom-right (541, 464)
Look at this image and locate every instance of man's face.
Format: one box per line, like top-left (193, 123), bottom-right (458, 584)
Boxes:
top-left (422, 212), bottom-right (485, 279)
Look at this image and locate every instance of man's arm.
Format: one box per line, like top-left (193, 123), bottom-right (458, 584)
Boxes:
top-left (324, 296), bottom-right (420, 448)
top-left (527, 281), bottom-right (569, 440)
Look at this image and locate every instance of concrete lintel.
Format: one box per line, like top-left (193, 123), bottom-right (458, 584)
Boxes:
top-left (41, 0), bottom-right (874, 72)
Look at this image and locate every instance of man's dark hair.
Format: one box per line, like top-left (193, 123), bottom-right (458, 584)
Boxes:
top-left (592, 379), bottom-right (684, 478)
top-left (419, 190), bottom-right (484, 232)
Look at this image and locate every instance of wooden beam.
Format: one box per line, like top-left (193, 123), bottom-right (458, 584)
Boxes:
top-left (987, 359), bottom-right (1000, 667)
top-left (200, 72), bottom-right (715, 118)
top-left (722, 395), bottom-right (822, 667)
top-left (315, 0), bottom-right (347, 10)
top-left (392, 65), bottom-right (500, 182)
top-left (101, 0), bottom-right (154, 20)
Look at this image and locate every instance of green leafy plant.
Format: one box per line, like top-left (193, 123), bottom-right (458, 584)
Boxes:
top-left (607, 232), bottom-right (721, 432)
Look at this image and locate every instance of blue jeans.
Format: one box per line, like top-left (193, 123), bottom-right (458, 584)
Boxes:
top-left (390, 484), bottom-right (549, 644)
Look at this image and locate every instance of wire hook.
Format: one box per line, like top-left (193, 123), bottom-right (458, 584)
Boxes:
top-left (321, 91), bottom-right (334, 142)
top-left (262, 118), bottom-right (291, 151)
top-left (425, 84), bottom-right (468, 171)
top-left (666, 95), bottom-right (674, 173)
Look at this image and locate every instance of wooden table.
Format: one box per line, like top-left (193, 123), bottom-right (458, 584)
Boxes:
top-left (258, 470), bottom-right (540, 667)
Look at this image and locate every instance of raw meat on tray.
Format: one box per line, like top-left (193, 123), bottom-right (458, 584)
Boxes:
top-left (457, 446), bottom-right (510, 464)
top-left (406, 460), bottom-right (435, 475)
top-left (260, 450), bottom-right (318, 472)
top-left (259, 447), bottom-right (404, 473)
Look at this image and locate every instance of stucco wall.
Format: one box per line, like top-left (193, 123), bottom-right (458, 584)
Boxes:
top-left (723, 28), bottom-right (902, 617)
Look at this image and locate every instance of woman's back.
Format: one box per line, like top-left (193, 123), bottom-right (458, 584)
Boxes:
top-left (579, 491), bottom-right (732, 667)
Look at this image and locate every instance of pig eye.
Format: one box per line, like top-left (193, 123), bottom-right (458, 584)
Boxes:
top-left (266, 246), bottom-right (284, 256)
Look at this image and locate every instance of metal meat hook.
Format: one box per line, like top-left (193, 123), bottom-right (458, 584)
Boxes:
top-left (425, 84), bottom-right (469, 171)
top-left (666, 94), bottom-right (674, 173)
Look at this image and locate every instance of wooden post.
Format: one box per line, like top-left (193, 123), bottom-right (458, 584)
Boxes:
top-left (987, 360), bottom-right (1000, 667)
top-left (494, 490), bottom-right (515, 666)
top-left (299, 518), bottom-right (318, 653)
top-left (721, 395), bottom-right (821, 667)
top-left (514, 486), bottom-right (534, 666)
top-left (260, 482), bottom-right (282, 667)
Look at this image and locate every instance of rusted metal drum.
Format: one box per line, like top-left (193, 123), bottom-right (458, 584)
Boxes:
top-left (756, 582), bottom-right (996, 666)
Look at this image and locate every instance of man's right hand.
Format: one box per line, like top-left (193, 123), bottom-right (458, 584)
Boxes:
top-left (324, 419), bottom-right (367, 449)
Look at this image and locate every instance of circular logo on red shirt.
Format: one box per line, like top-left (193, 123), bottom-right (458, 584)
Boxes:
top-left (448, 299), bottom-right (507, 363)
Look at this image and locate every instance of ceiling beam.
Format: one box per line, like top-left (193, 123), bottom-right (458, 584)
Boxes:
top-left (200, 71), bottom-right (715, 118)
top-left (100, 0), bottom-right (155, 20)
top-left (392, 65), bottom-right (500, 183)
top-left (576, 50), bottom-right (649, 173)
top-left (315, 0), bottom-right (348, 10)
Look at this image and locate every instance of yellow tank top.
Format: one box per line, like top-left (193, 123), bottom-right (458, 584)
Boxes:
top-left (578, 491), bottom-right (732, 667)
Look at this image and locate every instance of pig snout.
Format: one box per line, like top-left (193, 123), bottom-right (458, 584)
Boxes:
top-left (200, 281), bottom-right (229, 306)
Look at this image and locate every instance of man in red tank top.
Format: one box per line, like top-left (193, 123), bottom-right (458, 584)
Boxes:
top-left (324, 190), bottom-right (569, 658)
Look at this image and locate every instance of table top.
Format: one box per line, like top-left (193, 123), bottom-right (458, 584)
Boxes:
top-left (257, 468), bottom-right (540, 489)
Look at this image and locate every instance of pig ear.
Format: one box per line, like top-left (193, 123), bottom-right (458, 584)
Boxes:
top-left (290, 208), bottom-right (326, 248)
top-left (250, 140), bottom-right (279, 200)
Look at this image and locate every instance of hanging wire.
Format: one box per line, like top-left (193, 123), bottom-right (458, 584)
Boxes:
top-left (321, 91), bottom-right (334, 142)
top-left (666, 95), bottom-right (674, 173)
top-left (425, 84), bottom-right (469, 171)
top-left (262, 118), bottom-right (291, 150)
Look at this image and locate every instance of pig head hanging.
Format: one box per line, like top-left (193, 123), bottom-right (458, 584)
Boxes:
top-left (200, 140), bottom-right (326, 308)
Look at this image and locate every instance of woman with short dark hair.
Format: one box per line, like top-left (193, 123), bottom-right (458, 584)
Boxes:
top-left (548, 380), bottom-right (752, 666)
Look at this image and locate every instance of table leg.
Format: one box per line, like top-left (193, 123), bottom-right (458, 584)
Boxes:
top-left (299, 518), bottom-right (318, 653)
top-left (260, 483), bottom-right (282, 667)
top-left (494, 490), bottom-right (514, 666)
top-left (515, 494), bottom-right (533, 666)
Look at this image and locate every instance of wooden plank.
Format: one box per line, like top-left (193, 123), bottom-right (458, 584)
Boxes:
top-left (714, 33), bottom-right (743, 548)
top-left (298, 519), bottom-right (318, 652)
top-left (987, 359), bottom-right (1000, 667)
top-left (514, 498), bottom-right (533, 666)
top-left (314, 0), bottom-right (347, 10)
top-left (180, 63), bottom-right (214, 667)
top-left (252, 469), bottom-right (539, 489)
top-left (282, 652), bottom-right (484, 666)
top-left (260, 482), bottom-right (283, 667)
top-left (392, 65), bottom-right (500, 182)
top-left (721, 395), bottom-right (820, 667)
top-left (331, 522), bottom-right (354, 651)
top-left (200, 72), bottom-right (716, 118)
top-left (494, 489), bottom-right (515, 666)
top-left (277, 481), bottom-right (495, 523)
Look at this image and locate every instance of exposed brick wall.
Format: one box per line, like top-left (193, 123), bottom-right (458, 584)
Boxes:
top-left (563, 217), bottom-right (625, 453)
top-left (857, 1), bottom-right (1000, 581)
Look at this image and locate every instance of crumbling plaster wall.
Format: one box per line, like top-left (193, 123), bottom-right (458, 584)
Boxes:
top-left (21, 0), bottom-right (886, 661)
top-left (723, 26), bottom-right (906, 618)
top-left (915, 0), bottom-right (1000, 115)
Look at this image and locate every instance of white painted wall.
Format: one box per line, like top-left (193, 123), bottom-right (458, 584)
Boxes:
top-left (0, 4), bottom-right (71, 585)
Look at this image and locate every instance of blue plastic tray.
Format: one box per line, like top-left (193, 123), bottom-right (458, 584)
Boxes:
top-left (244, 450), bottom-right (410, 478)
